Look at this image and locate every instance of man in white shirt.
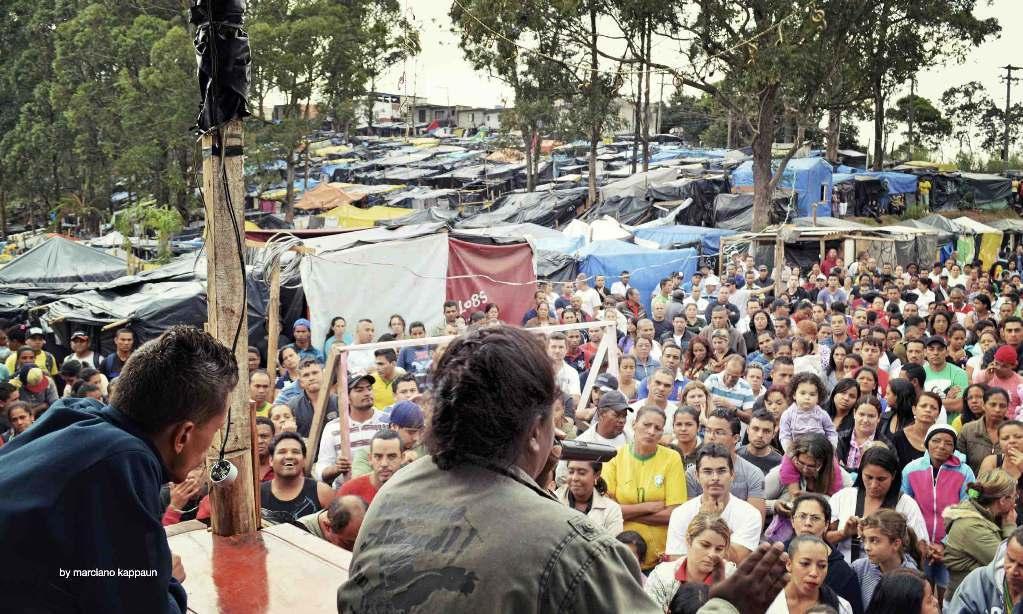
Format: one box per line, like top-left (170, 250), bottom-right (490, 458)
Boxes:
top-left (683, 285), bottom-right (709, 313)
top-left (314, 372), bottom-right (386, 488)
top-left (346, 319), bottom-right (377, 374)
top-left (548, 333), bottom-right (580, 403)
top-left (609, 270), bottom-right (632, 298)
top-left (666, 443), bottom-right (763, 563)
top-left (574, 273), bottom-right (602, 317)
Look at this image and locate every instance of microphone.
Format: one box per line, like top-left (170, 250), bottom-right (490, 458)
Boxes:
top-left (559, 440), bottom-right (618, 463)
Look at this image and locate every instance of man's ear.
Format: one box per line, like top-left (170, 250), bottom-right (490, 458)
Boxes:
top-left (170, 421), bottom-right (197, 453)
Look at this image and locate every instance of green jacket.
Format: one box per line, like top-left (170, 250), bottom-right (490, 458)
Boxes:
top-left (337, 456), bottom-right (660, 614)
top-left (942, 498), bottom-right (1015, 595)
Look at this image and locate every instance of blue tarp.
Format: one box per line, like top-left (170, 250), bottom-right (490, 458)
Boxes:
top-left (833, 171), bottom-right (918, 195)
top-left (578, 240), bottom-right (699, 314)
top-left (632, 225), bottom-right (738, 255)
top-left (531, 234), bottom-right (587, 254)
top-left (731, 157), bottom-right (833, 218)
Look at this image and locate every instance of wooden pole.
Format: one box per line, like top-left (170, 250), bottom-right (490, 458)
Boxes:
top-left (202, 120), bottom-right (258, 536)
top-left (307, 347), bottom-right (340, 470)
top-left (265, 264), bottom-right (281, 380)
top-left (774, 233), bottom-right (785, 298)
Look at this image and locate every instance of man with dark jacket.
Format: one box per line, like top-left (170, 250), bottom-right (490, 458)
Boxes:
top-left (0, 326), bottom-right (239, 613)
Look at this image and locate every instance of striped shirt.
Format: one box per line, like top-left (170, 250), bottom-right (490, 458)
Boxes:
top-left (703, 373), bottom-right (756, 412)
top-left (851, 557), bottom-right (917, 608)
top-left (313, 411), bottom-right (386, 489)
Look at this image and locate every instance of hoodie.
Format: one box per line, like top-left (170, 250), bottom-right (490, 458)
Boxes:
top-left (947, 540), bottom-right (1010, 614)
top-left (0, 397), bottom-right (186, 613)
top-left (901, 450), bottom-right (974, 543)
top-left (943, 498), bottom-right (1017, 597)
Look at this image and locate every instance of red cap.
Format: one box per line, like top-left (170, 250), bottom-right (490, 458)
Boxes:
top-left (995, 344), bottom-right (1018, 367)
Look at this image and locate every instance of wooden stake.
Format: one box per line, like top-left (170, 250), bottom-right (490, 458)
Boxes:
top-left (307, 346), bottom-right (340, 470)
top-left (202, 120), bottom-right (258, 536)
top-left (265, 265), bottom-right (281, 381)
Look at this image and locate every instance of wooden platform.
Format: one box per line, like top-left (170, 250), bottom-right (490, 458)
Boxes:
top-left (167, 522), bottom-right (351, 614)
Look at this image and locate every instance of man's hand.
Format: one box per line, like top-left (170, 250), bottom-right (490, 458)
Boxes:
top-left (707, 542), bottom-right (790, 614)
top-left (322, 456), bottom-right (351, 483)
top-left (171, 554), bottom-right (186, 583)
top-left (947, 385), bottom-right (962, 399)
top-left (402, 450), bottom-right (419, 465)
top-left (701, 496), bottom-right (726, 515)
top-left (929, 542), bottom-right (945, 564)
top-left (168, 477), bottom-right (200, 510)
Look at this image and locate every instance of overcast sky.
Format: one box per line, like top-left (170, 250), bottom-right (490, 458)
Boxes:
top-left (379, 0), bottom-right (1021, 155)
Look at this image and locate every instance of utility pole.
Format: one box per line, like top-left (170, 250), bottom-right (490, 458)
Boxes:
top-left (656, 70), bottom-right (665, 135)
top-left (1001, 65), bottom-right (1021, 169)
top-left (726, 111), bottom-right (733, 149)
top-left (907, 75), bottom-right (915, 157)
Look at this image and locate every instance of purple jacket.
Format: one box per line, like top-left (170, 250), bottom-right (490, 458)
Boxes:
top-left (901, 451), bottom-right (974, 543)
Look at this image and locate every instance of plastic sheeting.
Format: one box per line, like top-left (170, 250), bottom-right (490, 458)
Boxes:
top-left (577, 240), bottom-right (699, 313)
top-left (648, 179), bottom-right (729, 227)
top-left (322, 204), bottom-right (414, 228)
top-left (632, 225), bottom-right (738, 255)
top-left (535, 250), bottom-right (578, 281)
top-left (301, 234), bottom-right (450, 345)
top-left (446, 238), bottom-right (535, 322)
top-left (377, 207), bottom-right (461, 229)
top-left (454, 188), bottom-right (585, 229)
top-left (953, 217), bottom-right (1003, 268)
top-left (960, 173), bottom-right (1012, 207)
top-left (581, 195), bottom-right (655, 226)
top-left (0, 236), bottom-right (127, 292)
top-left (730, 157), bottom-right (833, 218)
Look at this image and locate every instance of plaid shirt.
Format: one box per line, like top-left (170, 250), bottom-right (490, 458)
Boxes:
top-left (845, 433), bottom-right (875, 470)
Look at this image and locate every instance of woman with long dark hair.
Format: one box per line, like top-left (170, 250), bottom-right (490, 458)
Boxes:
top-left (825, 345), bottom-right (849, 390)
top-left (682, 337), bottom-right (713, 383)
top-left (880, 378), bottom-right (917, 439)
top-left (958, 386), bottom-right (1010, 474)
top-left (824, 379), bottom-right (860, 434)
top-left (826, 446), bottom-right (929, 563)
top-left (743, 310), bottom-right (775, 353)
top-left (764, 434), bottom-right (848, 543)
top-left (322, 316), bottom-right (353, 356)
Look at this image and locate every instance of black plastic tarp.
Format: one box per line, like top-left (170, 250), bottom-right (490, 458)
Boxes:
top-left (925, 173), bottom-right (964, 212)
top-left (377, 207), bottom-right (461, 228)
top-left (535, 250), bottom-right (578, 281)
top-left (648, 179), bottom-right (728, 227)
top-left (960, 172), bottom-right (1012, 204)
top-left (0, 237), bottom-right (127, 292)
top-left (455, 188), bottom-right (586, 229)
top-left (580, 195), bottom-right (655, 226)
top-left (711, 191), bottom-right (792, 231)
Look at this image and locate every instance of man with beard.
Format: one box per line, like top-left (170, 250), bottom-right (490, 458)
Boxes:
top-left (738, 409), bottom-right (783, 474)
top-left (352, 400), bottom-right (424, 477)
top-left (338, 429), bottom-right (403, 505)
top-left (315, 372), bottom-right (385, 488)
top-left (260, 432), bottom-right (334, 521)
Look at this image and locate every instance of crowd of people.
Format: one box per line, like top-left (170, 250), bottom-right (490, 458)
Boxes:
top-left (13, 244), bottom-right (1023, 612)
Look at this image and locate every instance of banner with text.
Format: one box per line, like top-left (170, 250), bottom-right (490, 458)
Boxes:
top-left (446, 238), bottom-right (536, 324)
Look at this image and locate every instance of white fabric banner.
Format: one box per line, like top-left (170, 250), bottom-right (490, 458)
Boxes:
top-left (301, 234), bottom-right (449, 345)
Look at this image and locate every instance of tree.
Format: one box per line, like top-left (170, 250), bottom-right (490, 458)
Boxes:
top-left (888, 94), bottom-right (952, 155)
top-left (853, 0), bottom-right (998, 169)
top-left (942, 81), bottom-right (1023, 159)
top-left (672, 0), bottom-right (872, 231)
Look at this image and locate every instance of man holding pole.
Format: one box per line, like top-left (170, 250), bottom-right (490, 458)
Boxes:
top-left (314, 371), bottom-right (385, 488)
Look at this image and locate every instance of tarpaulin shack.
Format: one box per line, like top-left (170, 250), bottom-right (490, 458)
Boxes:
top-left (730, 157), bottom-right (833, 219)
top-left (952, 216), bottom-right (1003, 268)
top-left (986, 218), bottom-right (1023, 249)
top-left (959, 172), bottom-right (1013, 210)
top-left (0, 236), bottom-right (126, 294)
top-left (576, 239), bottom-right (699, 314)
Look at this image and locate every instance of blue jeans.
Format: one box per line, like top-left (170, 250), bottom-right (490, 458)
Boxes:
top-left (924, 558), bottom-right (950, 588)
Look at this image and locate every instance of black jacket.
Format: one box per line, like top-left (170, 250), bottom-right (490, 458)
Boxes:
top-left (0, 397), bottom-right (186, 613)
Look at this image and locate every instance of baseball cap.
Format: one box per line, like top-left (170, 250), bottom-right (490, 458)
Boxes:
top-left (595, 372), bottom-right (619, 392)
top-left (28, 327), bottom-right (44, 338)
top-left (596, 390), bottom-right (631, 412)
top-left (70, 331), bottom-right (89, 341)
top-left (293, 318), bottom-right (312, 332)
top-left (816, 274), bottom-right (827, 281)
top-left (711, 329), bottom-right (730, 340)
top-left (758, 265), bottom-right (768, 272)
top-left (924, 335), bottom-right (947, 348)
top-left (995, 344), bottom-right (1018, 366)
top-left (348, 370), bottom-right (376, 390)
top-left (388, 400), bottom-right (424, 428)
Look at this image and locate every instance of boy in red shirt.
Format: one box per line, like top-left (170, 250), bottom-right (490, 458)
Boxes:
top-left (338, 429), bottom-right (403, 505)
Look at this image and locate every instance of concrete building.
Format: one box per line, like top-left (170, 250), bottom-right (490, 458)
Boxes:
top-left (455, 107), bottom-right (508, 131)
